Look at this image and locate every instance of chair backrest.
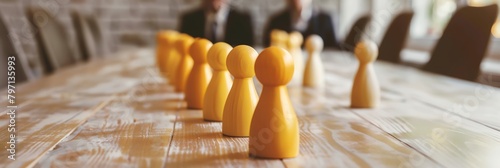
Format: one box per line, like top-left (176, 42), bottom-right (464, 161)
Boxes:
top-left (378, 12), bottom-right (414, 63)
top-left (86, 15), bottom-right (106, 56)
top-left (423, 4), bottom-right (498, 81)
top-left (342, 15), bottom-right (371, 51)
top-left (0, 13), bottom-right (33, 87)
top-left (27, 7), bottom-right (78, 73)
top-left (71, 11), bottom-right (97, 61)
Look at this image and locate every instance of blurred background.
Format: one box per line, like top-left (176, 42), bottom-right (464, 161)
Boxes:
top-left (1, 0), bottom-right (499, 84)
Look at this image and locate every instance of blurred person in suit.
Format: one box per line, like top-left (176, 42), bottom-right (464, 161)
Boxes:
top-left (178, 0), bottom-right (254, 46)
top-left (263, 0), bottom-right (339, 48)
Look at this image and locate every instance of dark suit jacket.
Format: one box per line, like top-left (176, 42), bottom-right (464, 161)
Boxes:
top-left (263, 9), bottom-right (339, 48)
top-left (179, 7), bottom-right (254, 46)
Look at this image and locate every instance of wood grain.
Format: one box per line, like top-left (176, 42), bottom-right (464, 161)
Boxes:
top-left (350, 100), bottom-right (500, 168)
top-left (375, 62), bottom-right (500, 130)
top-left (35, 84), bottom-right (181, 167)
top-left (0, 95), bottom-right (113, 167)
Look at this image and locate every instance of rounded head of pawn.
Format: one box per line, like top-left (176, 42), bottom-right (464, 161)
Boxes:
top-left (270, 29), bottom-right (280, 42)
top-left (287, 31), bottom-right (303, 48)
top-left (354, 40), bottom-right (378, 63)
top-left (271, 29), bottom-right (288, 47)
top-left (175, 34), bottom-right (194, 56)
top-left (189, 38), bottom-right (213, 63)
top-left (255, 47), bottom-right (294, 86)
top-left (159, 30), bottom-right (178, 44)
top-left (226, 45), bottom-right (258, 78)
top-left (207, 42), bottom-right (233, 71)
top-left (305, 34), bottom-right (323, 53)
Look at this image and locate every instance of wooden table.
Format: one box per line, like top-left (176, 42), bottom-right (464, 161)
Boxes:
top-left (1, 48), bottom-right (500, 168)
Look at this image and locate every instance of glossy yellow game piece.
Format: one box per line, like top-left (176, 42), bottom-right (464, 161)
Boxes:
top-left (165, 35), bottom-right (181, 84)
top-left (203, 42), bottom-right (233, 121)
top-left (170, 33), bottom-right (191, 85)
top-left (351, 40), bottom-right (381, 108)
top-left (287, 31), bottom-right (304, 86)
top-left (157, 30), bottom-right (178, 77)
top-left (185, 38), bottom-right (213, 109)
top-left (270, 29), bottom-right (288, 48)
top-left (222, 45), bottom-right (259, 137)
top-left (303, 35), bottom-right (325, 88)
top-left (249, 47), bottom-right (299, 159)
top-left (174, 34), bottom-right (195, 93)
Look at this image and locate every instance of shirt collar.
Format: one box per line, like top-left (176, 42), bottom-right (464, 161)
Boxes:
top-left (206, 4), bottom-right (230, 24)
top-left (292, 6), bottom-right (314, 23)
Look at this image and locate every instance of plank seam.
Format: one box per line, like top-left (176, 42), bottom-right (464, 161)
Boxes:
top-left (346, 109), bottom-right (445, 168)
top-left (26, 95), bottom-right (117, 168)
top-left (162, 93), bottom-right (182, 168)
top-left (413, 98), bottom-right (500, 132)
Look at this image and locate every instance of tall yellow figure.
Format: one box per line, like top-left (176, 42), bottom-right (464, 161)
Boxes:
top-left (185, 38), bottom-right (213, 109)
top-left (165, 35), bottom-right (181, 85)
top-left (156, 30), bottom-right (178, 78)
top-left (203, 42), bottom-right (233, 121)
top-left (287, 31), bottom-right (304, 86)
top-left (249, 47), bottom-right (299, 159)
top-left (351, 40), bottom-right (380, 108)
top-left (222, 45), bottom-right (259, 137)
top-left (174, 34), bottom-right (194, 93)
top-left (303, 35), bottom-right (325, 88)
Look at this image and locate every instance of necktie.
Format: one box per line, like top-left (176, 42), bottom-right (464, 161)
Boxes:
top-left (209, 21), bottom-right (217, 43)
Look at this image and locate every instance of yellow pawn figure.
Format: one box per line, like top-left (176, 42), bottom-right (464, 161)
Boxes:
top-left (156, 30), bottom-right (178, 78)
top-left (165, 35), bottom-right (181, 84)
top-left (167, 34), bottom-right (189, 85)
top-left (203, 42), bottom-right (233, 121)
top-left (249, 47), bottom-right (299, 159)
top-left (287, 31), bottom-right (304, 86)
top-left (351, 40), bottom-right (380, 108)
top-left (185, 39), bottom-right (213, 109)
top-left (222, 45), bottom-right (259, 137)
top-left (174, 34), bottom-right (195, 93)
top-left (270, 29), bottom-right (288, 48)
top-left (303, 35), bottom-right (325, 88)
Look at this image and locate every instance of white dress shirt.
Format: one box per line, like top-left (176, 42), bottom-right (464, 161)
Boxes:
top-left (292, 6), bottom-right (313, 32)
top-left (205, 5), bottom-right (230, 42)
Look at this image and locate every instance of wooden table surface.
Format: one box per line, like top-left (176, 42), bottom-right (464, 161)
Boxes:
top-left (1, 48), bottom-right (500, 168)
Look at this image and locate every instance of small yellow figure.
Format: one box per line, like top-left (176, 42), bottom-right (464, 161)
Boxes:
top-left (156, 30), bottom-right (178, 77)
top-left (203, 42), bottom-right (233, 121)
top-left (174, 34), bottom-right (194, 93)
top-left (249, 47), bottom-right (299, 159)
top-left (222, 45), bottom-right (259, 137)
top-left (270, 29), bottom-right (288, 48)
top-left (303, 35), bottom-right (325, 88)
top-left (351, 40), bottom-right (381, 108)
top-left (185, 38), bottom-right (213, 109)
top-left (287, 31), bottom-right (304, 86)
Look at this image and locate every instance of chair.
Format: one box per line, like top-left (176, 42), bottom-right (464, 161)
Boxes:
top-left (27, 7), bottom-right (79, 73)
top-left (378, 12), bottom-right (414, 63)
top-left (0, 13), bottom-right (34, 87)
top-left (71, 11), bottom-right (97, 61)
top-left (85, 15), bottom-right (110, 57)
top-left (423, 4), bottom-right (498, 81)
top-left (340, 15), bottom-right (371, 52)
